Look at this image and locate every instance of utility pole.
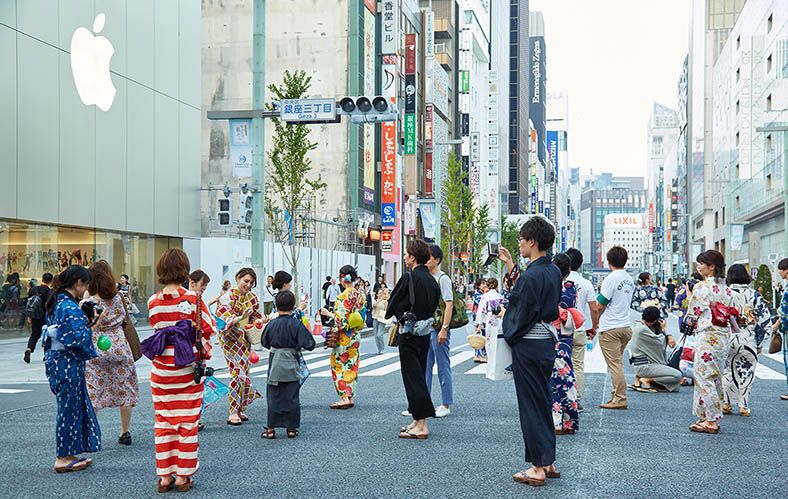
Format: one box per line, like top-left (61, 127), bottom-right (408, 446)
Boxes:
top-left (251, 0), bottom-right (266, 278)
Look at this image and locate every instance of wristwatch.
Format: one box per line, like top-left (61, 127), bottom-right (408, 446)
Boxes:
top-left (441, 325), bottom-right (449, 331)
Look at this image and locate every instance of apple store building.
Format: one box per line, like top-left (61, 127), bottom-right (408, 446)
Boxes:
top-left (0, 2), bottom-right (202, 333)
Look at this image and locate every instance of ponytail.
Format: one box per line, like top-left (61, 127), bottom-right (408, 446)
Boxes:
top-left (45, 265), bottom-right (92, 315)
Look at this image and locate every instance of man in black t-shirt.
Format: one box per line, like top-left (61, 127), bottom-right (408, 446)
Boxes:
top-left (665, 279), bottom-right (677, 308)
top-left (322, 276), bottom-right (332, 309)
top-left (23, 273), bottom-right (53, 364)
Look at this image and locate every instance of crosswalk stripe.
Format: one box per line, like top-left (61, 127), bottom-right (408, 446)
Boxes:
top-left (465, 363), bottom-right (487, 375)
top-left (764, 352), bottom-right (784, 363)
top-left (0, 389), bottom-right (32, 394)
top-left (430, 351), bottom-right (476, 374)
top-left (216, 351), bottom-right (331, 379)
top-left (754, 362), bottom-right (787, 380)
top-left (311, 352), bottom-right (400, 377)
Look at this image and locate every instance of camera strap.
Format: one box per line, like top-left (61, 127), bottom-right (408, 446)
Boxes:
top-left (193, 292), bottom-right (205, 366)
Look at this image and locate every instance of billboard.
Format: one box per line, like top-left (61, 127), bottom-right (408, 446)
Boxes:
top-left (529, 36), bottom-right (547, 165)
top-left (381, 120), bottom-right (397, 227)
top-left (605, 213), bottom-right (644, 229)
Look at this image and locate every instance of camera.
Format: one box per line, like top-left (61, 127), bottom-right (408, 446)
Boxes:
top-left (194, 362), bottom-right (214, 384)
top-left (80, 301), bottom-right (103, 325)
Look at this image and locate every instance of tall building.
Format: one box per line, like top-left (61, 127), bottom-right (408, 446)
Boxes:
top-left (645, 103), bottom-right (678, 280)
top-left (508, 0), bottom-right (531, 214)
top-left (602, 214), bottom-right (646, 272)
top-left (547, 92), bottom-right (571, 250)
top-left (712, 0), bottom-right (787, 265)
top-left (0, 2), bottom-right (201, 329)
top-left (675, 55), bottom-right (691, 275)
top-left (687, 0), bottom-right (747, 259)
top-left (580, 175), bottom-right (647, 275)
top-left (529, 12), bottom-right (550, 220)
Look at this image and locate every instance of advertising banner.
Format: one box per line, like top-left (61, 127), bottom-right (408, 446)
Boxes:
top-left (425, 12), bottom-right (434, 58)
top-left (405, 74), bottom-right (416, 113)
top-left (405, 113), bottom-right (416, 155)
top-left (363, 8), bottom-right (376, 204)
top-left (420, 202), bottom-right (436, 240)
top-left (381, 230), bottom-right (394, 252)
top-left (425, 152), bottom-right (433, 197)
top-left (381, 0), bottom-right (399, 55)
top-left (229, 119), bottom-right (252, 177)
top-left (547, 130), bottom-right (559, 179)
top-left (460, 71), bottom-right (470, 93)
top-left (381, 120), bottom-right (397, 227)
top-left (405, 34), bottom-right (416, 75)
top-left (731, 224), bottom-right (744, 250)
top-left (425, 104), bottom-right (433, 150)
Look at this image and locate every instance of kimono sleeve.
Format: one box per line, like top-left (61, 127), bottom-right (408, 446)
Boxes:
top-left (687, 282), bottom-right (709, 315)
top-left (56, 301), bottom-right (97, 360)
top-left (197, 298), bottom-right (217, 360)
top-left (248, 294), bottom-right (262, 322)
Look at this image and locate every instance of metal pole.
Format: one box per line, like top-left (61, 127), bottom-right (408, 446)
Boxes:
top-left (252, 0), bottom-right (266, 278)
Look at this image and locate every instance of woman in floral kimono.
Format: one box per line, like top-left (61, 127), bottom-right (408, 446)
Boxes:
top-left (722, 264), bottom-right (772, 417)
top-left (44, 265), bottom-right (102, 473)
top-left (474, 278), bottom-right (504, 362)
top-left (215, 268), bottom-right (264, 425)
top-left (551, 254), bottom-right (580, 435)
top-left (631, 272), bottom-right (669, 319)
top-left (321, 265), bottom-right (365, 409)
top-left (686, 250), bottom-right (743, 434)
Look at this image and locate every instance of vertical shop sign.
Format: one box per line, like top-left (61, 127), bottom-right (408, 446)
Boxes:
top-left (229, 119), bottom-right (252, 178)
top-left (381, 120), bottom-right (397, 227)
top-left (381, 0), bottom-right (399, 55)
top-left (362, 8), bottom-right (376, 203)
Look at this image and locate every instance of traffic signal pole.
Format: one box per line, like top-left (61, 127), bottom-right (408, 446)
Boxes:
top-left (251, 0), bottom-right (266, 278)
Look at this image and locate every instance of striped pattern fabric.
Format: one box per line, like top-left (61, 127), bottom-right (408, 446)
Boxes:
top-left (148, 287), bottom-right (216, 478)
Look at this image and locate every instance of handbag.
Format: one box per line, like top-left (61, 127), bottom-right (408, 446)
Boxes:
top-left (680, 316), bottom-right (697, 337)
top-left (667, 334), bottom-right (687, 370)
top-left (120, 293), bottom-right (142, 362)
top-left (324, 327), bottom-right (340, 349)
top-left (769, 330), bottom-right (783, 354)
top-left (387, 322), bottom-right (400, 347)
top-left (245, 322), bottom-right (264, 345)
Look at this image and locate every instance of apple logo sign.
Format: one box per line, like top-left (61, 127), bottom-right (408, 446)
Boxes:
top-left (70, 13), bottom-right (116, 112)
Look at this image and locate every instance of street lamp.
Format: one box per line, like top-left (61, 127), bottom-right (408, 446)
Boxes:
top-left (755, 123), bottom-right (788, 255)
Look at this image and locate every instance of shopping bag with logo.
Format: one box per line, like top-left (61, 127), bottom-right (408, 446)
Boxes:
top-left (485, 324), bottom-right (512, 381)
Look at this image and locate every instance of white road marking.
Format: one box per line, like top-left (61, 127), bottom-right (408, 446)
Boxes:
top-left (754, 363), bottom-right (787, 380)
top-left (0, 389), bottom-right (32, 394)
top-left (311, 352), bottom-right (400, 377)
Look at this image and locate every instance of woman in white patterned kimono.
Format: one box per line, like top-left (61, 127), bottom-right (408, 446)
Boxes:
top-left (686, 250), bottom-right (744, 434)
top-left (722, 264), bottom-right (772, 417)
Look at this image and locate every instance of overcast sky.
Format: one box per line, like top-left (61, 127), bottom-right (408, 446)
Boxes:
top-left (530, 0), bottom-right (690, 177)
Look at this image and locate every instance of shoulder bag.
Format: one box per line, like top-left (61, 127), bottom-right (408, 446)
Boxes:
top-left (389, 272), bottom-right (415, 347)
top-left (769, 329), bottom-right (783, 354)
top-left (667, 334), bottom-right (687, 370)
top-left (120, 293), bottom-right (142, 362)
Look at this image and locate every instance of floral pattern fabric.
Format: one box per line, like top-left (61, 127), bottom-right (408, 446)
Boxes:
top-left (687, 278), bottom-right (743, 422)
top-left (672, 285), bottom-right (691, 329)
top-left (551, 335), bottom-right (578, 432)
top-left (631, 285), bottom-right (669, 319)
top-left (216, 288), bottom-right (262, 415)
top-left (85, 294), bottom-right (139, 410)
top-left (330, 287), bottom-right (365, 398)
top-left (475, 289), bottom-right (504, 357)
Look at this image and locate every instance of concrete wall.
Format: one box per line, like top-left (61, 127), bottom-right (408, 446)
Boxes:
top-left (201, 0), bottom-right (352, 238)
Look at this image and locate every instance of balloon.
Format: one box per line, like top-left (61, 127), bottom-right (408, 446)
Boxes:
top-left (97, 335), bottom-right (111, 351)
top-left (347, 311), bottom-right (364, 330)
top-left (249, 351), bottom-right (260, 364)
top-left (301, 315), bottom-right (310, 328)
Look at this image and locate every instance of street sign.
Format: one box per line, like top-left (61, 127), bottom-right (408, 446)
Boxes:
top-left (381, 230), bottom-right (394, 252)
top-left (280, 98), bottom-right (336, 122)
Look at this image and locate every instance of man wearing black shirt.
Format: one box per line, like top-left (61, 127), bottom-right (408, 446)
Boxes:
top-left (499, 216), bottom-right (562, 487)
top-left (322, 276), bottom-right (332, 309)
top-left (665, 279), bottom-right (677, 308)
top-left (23, 272), bottom-right (53, 364)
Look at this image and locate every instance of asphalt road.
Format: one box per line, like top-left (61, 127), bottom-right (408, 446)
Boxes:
top-left (1, 317), bottom-right (786, 498)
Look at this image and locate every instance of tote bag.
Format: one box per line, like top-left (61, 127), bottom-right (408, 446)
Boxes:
top-left (485, 324), bottom-right (512, 381)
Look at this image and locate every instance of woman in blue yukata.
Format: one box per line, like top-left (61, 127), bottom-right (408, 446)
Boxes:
top-left (43, 265), bottom-right (103, 473)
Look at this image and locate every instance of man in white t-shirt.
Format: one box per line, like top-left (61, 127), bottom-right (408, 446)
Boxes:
top-left (591, 246), bottom-right (635, 410)
top-left (565, 248), bottom-right (596, 412)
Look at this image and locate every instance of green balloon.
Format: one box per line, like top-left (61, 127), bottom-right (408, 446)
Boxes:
top-left (97, 335), bottom-right (112, 351)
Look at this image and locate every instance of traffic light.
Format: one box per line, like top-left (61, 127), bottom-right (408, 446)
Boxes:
top-left (218, 197), bottom-right (232, 226)
top-left (338, 96), bottom-right (398, 124)
top-left (239, 183), bottom-right (253, 226)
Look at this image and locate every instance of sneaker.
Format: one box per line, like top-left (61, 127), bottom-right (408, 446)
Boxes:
top-left (401, 409), bottom-right (411, 417)
top-left (577, 402), bottom-right (584, 413)
top-left (435, 405), bottom-right (451, 418)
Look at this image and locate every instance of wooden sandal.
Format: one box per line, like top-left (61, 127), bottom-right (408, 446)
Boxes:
top-left (53, 458), bottom-right (88, 474)
top-left (689, 423), bottom-right (719, 434)
top-left (158, 478), bottom-right (174, 493)
top-left (513, 470), bottom-right (545, 487)
top-left (175, 477), bottom-right (193, 492)
top-left (260, 428), bottom-right (276, 439)
top-left (287, 429), bottom-right (299, 438)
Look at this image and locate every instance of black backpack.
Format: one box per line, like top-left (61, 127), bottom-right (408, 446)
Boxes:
top-left (25, 293), bottom-right (44, 319)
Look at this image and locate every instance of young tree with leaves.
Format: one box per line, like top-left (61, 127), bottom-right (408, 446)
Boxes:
top-left (469, 203), bottom-right (491, 275)
top-left (440, 151), bottom-right (473, 278)
top-left (264, 70), bottom-right (326, 295)
top-left (754, 264), bottom-right (774, 308)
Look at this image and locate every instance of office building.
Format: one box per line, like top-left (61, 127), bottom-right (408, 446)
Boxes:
top-left (602, 214), bottom-right (646, 272)
top-left (508, 0), bottom-right (531, 214)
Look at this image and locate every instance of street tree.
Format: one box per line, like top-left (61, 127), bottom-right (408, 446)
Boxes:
top-left (499, 214), bottom-right (519, 272)
top-left (264, 70), bottom-right (326, 295)
top-left (440, 151), bottom-right (473, 277)
top-left (470, 203), bottom-right (491, 275)
top-left (754, 264), bottom-right (774, 308)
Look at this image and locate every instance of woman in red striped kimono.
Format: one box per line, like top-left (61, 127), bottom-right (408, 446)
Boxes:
top-left (146, 249), bottom-right (216, 493)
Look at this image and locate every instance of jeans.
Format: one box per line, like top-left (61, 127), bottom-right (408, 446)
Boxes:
top-left (783, 332), bottom-right (788, 392)
top-left (372, 319), bottom-right (389, 354)
top-left (425, 328), bottom-right (453, 406)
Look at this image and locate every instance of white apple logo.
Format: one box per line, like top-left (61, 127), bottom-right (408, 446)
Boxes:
top-left (70, 13), bottom-right (116, 112)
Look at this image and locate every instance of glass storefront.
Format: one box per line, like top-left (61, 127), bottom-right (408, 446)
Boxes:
top-left (0, 219), bottom-right (181, 338)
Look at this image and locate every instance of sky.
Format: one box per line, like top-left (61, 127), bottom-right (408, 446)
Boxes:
top-left (530, 0), bottom-right (690, 178)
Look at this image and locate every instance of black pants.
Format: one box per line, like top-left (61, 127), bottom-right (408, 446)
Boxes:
top-left (398, 333), bottom-right (435, 420)
top-left (512, 337), bottom-right (556, 467)
top-left (27, 318), bottom-right (46, 352)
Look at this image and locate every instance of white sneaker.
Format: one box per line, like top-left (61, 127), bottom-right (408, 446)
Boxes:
top-left (435, 405), bottom-right (451, 418)
top-left (401, 409), bottom-right (411, 417)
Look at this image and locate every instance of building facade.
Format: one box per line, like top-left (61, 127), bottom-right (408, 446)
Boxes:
top-left (602, 214), bottom-right (646, 272)
top-left (508, 0), bottom-right (531, 214)
top-left (0, 2), bottom-right (201, 325)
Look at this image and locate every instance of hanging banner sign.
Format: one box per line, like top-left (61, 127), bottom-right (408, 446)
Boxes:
top-left (405, 34), bottom-right (417, 75)
top-left (405, 74), bottom-right (416, 113)
top-left (460, 71), bottom-right (470, 93)
top-left (405, 114), bottom-right (416, 155)
top-left (381, 120), bottom-right (397, 227)
top-left (381, 0), bottom-right (399, 55)
top-left (381, 230), bottom-right (394, 252)
top-left (230, 119), bottom-right (252, 178)
top-left (382, 64), bottom-right (397, 99)
top-left (425, 151), bottom-right (433, 197)
top-left (425, 104), bottom-right (433, 150)
top-left (425, 12), bottom-right (434, 58)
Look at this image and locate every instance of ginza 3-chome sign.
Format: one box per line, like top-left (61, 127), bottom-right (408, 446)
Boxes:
top-left (70, 14), bottom-right (116, 112)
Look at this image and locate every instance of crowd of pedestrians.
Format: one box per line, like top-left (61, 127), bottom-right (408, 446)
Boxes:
top-left (24, 215), bottom-right (788, 491)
